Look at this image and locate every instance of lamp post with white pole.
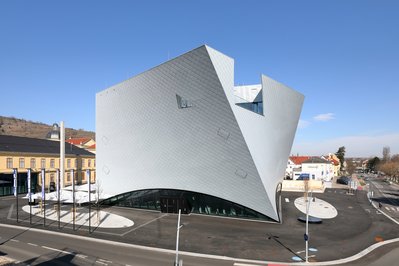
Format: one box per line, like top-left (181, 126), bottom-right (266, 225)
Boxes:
top-left (304, 189), bottom-right (313, 263)
top-left (175, 209), bottom-right (183, 266)
top-left (305, 194), bottom-right (309, 263)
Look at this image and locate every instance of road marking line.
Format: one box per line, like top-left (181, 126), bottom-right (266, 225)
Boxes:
top-left (234, 263), bottom-right (265, 266)
top-left (41, 245), bottom-right (76, 256)
top-left (7, 204), bottom-right (14, 220)
top-left (10, 239), bottom-right (19, 242)
top-left (98, 258), bottom-right (112, 263)
top-left (397, 207), bottom-right (399, 211)
top-left (96, 260), bottom-right (108, 265)
top-left (77, 254), bottom-right (87, 259)
top-left (122, 214), bottom-right (168, 236)
top-left (28, 243), bottom-right (38, 247)
top-left (285, 198), bottom-right (290, 203)
top-left (385, 207), bottom-right (390, 210)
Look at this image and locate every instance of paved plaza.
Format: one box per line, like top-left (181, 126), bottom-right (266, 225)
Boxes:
top-left (1, 187), bottom-right (398, 263)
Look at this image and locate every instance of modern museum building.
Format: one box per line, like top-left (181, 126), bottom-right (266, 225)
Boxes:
top-left (96, 45), bottom-right (304, 222)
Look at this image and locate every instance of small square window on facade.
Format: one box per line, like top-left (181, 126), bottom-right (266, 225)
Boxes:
top-left (176, 94), bottom-right (192, 109)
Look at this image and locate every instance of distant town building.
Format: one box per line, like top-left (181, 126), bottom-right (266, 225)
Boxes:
top-left (66, 137), bottom-right (96, 154)
top-left (301, 157), bottom-right (333, 181)
top-left (322, 153), bottom-right (341, 176)
top-left (0, 135), bottom-right (95, 196)
top-left (286, 156), bottom-right (311, 180)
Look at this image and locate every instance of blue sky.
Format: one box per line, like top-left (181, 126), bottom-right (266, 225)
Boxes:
top-left (1, 0), bottom-right (398, 157)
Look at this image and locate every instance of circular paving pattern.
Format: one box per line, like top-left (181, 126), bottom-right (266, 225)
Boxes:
top-left (294, 197), bottom-right (338, 219)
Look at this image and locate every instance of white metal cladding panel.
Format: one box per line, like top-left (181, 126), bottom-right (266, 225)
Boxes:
top-left (228, 74), bottom-right (304, 215)
top-left (96, 46), bottom-right (274, 218)
top-left (207, 47), bottom-right (302, 220)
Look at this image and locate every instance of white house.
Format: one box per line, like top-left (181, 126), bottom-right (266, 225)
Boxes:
top-left (285, 156), bottom-right (311, 180)
top-left (301, 157), bottom-right (333, 181)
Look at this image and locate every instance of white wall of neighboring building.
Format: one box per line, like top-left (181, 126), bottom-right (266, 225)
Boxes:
top-left (302, 162), bottom-right (333, 181)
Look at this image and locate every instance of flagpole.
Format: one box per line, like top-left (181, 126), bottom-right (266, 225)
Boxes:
top-left (13, 168), bottom-right (18, 223)
top-left (27, 168), bottom-right (32, 225)
top-left (87, 169), bottom-right (91, 233)
top-left (56, 168), bottom-right (60, 229)
top-left (41, 168), bottom-right (45, 227)
top-left (72, 168), bottom-right (75, 231)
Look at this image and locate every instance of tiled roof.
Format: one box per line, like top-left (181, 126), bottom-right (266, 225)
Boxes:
top-left (289, 156), bottom-right (311, 165)
top-left (66, 137), bottom-right (92, 145)
top-left (87, 144), bottom-right (96, 149)
top-left (0, 135), bottom-right (94, 156)
top-left (302, 157), bottom-right (331, 164)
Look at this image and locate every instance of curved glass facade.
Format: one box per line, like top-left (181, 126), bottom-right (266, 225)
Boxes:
top-left (101, 189), bottom-right (275, 222)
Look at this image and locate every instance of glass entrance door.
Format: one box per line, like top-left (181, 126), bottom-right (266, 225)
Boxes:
top-left (160, 197), bottom-right (189, 214)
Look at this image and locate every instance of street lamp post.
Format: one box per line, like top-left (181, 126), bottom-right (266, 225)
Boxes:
top-left (304, 190), bottom-right (313, 263)
top-left (175, 209), bottom-right (183, 266)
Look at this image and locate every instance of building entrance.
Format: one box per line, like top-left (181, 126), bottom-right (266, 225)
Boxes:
top-left (160, 197), bottom-right (189, 214)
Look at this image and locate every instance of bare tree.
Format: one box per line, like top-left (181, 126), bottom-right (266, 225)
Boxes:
top-left (345, 159), bottom-right (356, 175)
top-left (382, 146), bottom-right (391, 162)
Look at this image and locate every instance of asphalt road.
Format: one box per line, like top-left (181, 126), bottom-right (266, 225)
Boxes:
top-left (0, 224), bottom-right (233, 266)
top-left (368, 177), bottom-right (399, 223)
top-left (1, 184), bottom-right (398, 265)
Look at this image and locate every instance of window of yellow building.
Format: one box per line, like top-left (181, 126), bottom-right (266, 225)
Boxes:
top-left (67, 172), bottom-right (71, 182)
top-left (6, 158), bottom-right (13, 169)
top-left (88, 159), bottom-right (91, 167)
top-left (50, 159), bottom-right (55, 168)
top-left (67, 159), bottom-right (71, 168)
top-left (30, 158), bottom-right (36, 168)
top-left (50, 173), bottom-right (55, 183)
top-left (41, 158), bottom-right (46, 169)
top-left (82, 159), bottom-right (85, 168)
top-left (19, 158), bottom-right (25, 168)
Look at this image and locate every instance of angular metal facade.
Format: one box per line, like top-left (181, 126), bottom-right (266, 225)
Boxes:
top-left (96, 45), bottom-right (304, 221)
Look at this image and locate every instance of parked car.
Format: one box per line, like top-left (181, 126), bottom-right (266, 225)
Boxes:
top-left (383, 179), bottom-right (393, 185)
top-left (337, 176), bottom-right (351, 185)
top-left (297, 173), bottom-right (310, 180)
